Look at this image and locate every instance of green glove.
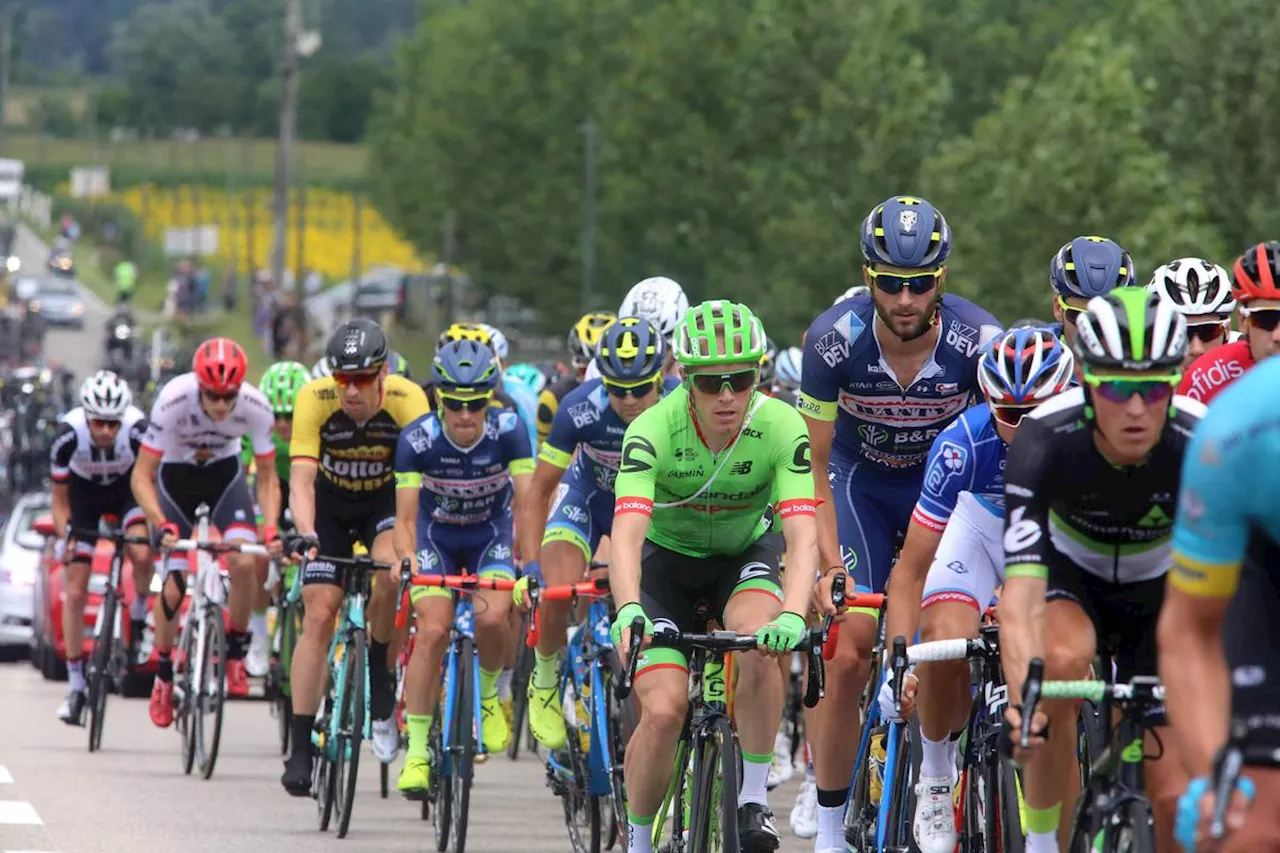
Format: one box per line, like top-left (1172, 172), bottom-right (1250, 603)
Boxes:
top-left (610, 602), bottom-right (654, 650)
top-left (755, 611), bottom-right (807, 653)
top-left (512, 575), bottom-right (530, 608)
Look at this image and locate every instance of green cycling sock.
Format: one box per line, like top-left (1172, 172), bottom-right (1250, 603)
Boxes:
top-left (406, 713), bottom-right (433, 760)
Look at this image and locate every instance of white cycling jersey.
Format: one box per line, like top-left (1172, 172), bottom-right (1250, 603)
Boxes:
top-left (140, 372), bottom-right (275, 466)
top-left (50, 405), bottom-right (148, 486)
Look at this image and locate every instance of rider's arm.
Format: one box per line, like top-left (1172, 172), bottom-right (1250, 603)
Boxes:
top-left (996, 417), bottom-right (1055, 706)
top-left (523, 403), bottom-right (578, 554)
top-left (500, 413), bottom-right (539, 563)
top-left (131, 448), bottom-right (166, 529)
top-left (289, 461), bottom-right (318, 537)
top-left (797, 328), bottom-right (844, 575)
top-left (609, 424), bottom-right (660, 607)
top-left (773, 407), bottom-right (819, 615)
top-left (51, 481), bottom-right (70, 539)
top-left (48, 423), bottom-right (76, 538)
top-left (287, 382), bottom-right (324, 537)
top-left (392, 425), bottom-right (424, 565)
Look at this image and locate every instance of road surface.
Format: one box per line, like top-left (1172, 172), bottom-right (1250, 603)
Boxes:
top-left (0, 663), bottom-right (816, 852)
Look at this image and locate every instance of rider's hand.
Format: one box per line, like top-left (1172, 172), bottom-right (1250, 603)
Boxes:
top-left (610, 601), bottom-right (654, 651)
top-left (513, 560), bottom-right (542, 609)
top-left (53, 537), bottom-right (67, 563)
top-left (262, 524), bottom-right (284, 558)
top-left (1176, 775), bottom-right (1256, 853)
top-left (813, 567), bottom-right (850, 621)
top-left (151, 521), bottom-right (178, 550)
top-left (1000, 705), bottom-right (1049, 766)
top-left (876, 668), bottom-right (919, 723)
top-left (754, 611), bottom-right (807, 655)
top-left (288, 533), bottom-right (319, 561)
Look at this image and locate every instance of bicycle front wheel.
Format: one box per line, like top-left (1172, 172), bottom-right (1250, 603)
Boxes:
top-left (334, 629), bottom-right (366, 839)
top-left (689, 715), bottom-right (741, 853)
top-left (195, 607), bottom-right (227, 780)
top-left (178, 619), bottom-right (198, 775)
top-left (87, 588), bottom-right (117, 753)
top-left (275, 601), bottom-right (299, 756)
top-left (450, 637), bottom-right (476, 853)
top-left (507, 627), bottom-right (533, 760)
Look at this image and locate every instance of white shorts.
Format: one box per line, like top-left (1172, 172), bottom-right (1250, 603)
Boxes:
top-left (920, 492), bottom-right (1003, 614)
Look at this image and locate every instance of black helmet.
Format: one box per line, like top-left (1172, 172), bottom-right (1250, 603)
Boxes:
top-left (326, 318), bottom-right (388, 372)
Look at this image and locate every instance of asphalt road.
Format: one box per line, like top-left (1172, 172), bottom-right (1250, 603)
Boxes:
top-left (0, 663), bottom-right (816, 853)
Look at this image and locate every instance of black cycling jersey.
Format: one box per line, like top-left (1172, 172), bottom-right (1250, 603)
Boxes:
top-left (1003, 387), bottom-right (1204, 586)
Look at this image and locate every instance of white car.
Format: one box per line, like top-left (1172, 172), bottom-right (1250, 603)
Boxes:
top-left (0, 492), bottom-right (49, 652)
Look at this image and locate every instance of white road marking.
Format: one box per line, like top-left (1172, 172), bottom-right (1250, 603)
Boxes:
top-left (0, 800), bottom-right (42, 824)
top-left (0, 765), bottom-right (12, 784)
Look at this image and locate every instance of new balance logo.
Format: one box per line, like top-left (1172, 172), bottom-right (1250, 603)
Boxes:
top-left (729, 460), bottom-right (753, 475)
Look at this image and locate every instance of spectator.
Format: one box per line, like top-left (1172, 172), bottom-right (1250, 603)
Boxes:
top-left (270, 290), bottom-right (305, 360)
top-left (195, 262), bottom-right (211, 312)
top-left (114, 258), bottom-right (137, 304)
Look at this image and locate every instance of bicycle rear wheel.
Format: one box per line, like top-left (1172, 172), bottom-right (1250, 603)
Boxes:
top-left (688, 714), bottom-right (740, 853)
top-left (87, 588), bottom-right (117, 753)
top-left (507, 628), bottom-right (533, 760)
top-left (314, 700), bottom-right (336, 832)
top-left (450, 638), bottom-right (476, 853)
top-left (196, 606), bottom-right (227, 780)
top-left (334, 629), bottom-right (367, 839)
top-left (558, 676), bottom-right (601, 853)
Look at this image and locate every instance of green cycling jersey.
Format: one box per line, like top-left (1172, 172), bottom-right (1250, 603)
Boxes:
top-left (242, 431), bottom-right (291, 482)
top-left (613, 384), bottom-right (815, 558)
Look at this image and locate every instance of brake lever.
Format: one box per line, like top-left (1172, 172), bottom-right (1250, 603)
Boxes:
top-left (802, 628), bottom-right (825, 708)
top-left (890, 635), bottom-right (908, 708)
top-left (1019, 658), bottom-right (1045, 750)
top-left (616, 615), bottom-right (647, 700)
top-left (525, 577), bottom-right (542, 648)
top-left (393, 558), bottom-right (412, 629)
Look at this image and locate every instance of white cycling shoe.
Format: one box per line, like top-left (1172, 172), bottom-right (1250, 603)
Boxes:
top-left (245, 632), bottom-right (270, 678)
top-left (767, 730), bottom-right (794, 789)
top-left (912, 775), bottom-right (958, 853)
top-left (788, 775), bottom-right (818, 839)
top-left (371, 716), bottom-right (400, 764)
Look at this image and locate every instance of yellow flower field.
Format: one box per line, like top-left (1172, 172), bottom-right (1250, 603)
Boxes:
top-left (107, 185), bottom-right (424, 281)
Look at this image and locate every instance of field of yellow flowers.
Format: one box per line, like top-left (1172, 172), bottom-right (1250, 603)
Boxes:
top-left (107, 185), bottom-right (424, 280)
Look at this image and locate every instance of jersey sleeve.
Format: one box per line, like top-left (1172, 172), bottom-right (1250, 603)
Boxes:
top-left (140, 382), bottom-right (181, 457)
top-left (796, 314), bottom-right (839, 421)
top-left (911, 427), bottom-right (970, 532)
top-left (768, 404), bottom-right (816, 520)
top-left (128, 417), bottom-right (148, 456)
top-left (289, 384), bottom-right (325, 462)
top-left (1002, 416), bottom-right (1056, 580)
top-left (501, 412), bottom-right (536, 476)
top-left (613, 413), bottom-right (663, 517)
top-left (1170, 416), bottom-right (1250, 598)
top-left (537, 400), bottom-right (578, 469)
top-left (394, 421), bottom-right (425, 490)
top-left (248, 397), bottom-right (276, 458)
top-left (49, 422), bottom-right (77, 482)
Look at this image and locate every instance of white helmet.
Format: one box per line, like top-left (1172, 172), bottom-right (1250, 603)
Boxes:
top-left (477, 323), bottom-right (509, 362)
top-left (619, 276), bottom-right (689, 338)
top-left (1145, 258), bottom-right (1235, 319)
top-left (311, 356), bottom-right (332, 378)
top-left (80, 370), bottom-right (132, 419)
top-left (776, 346), bottom-right (802, 390)
top-left (834, 285), bottom-right (871, 306)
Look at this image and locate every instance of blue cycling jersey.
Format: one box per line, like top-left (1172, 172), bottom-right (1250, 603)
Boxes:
top-left (394, 407), bottom-right (535, 527)
top-left (910, 403), bottom-right (1007, 533)
top-left (798, 293), bottom-right (1002, 471)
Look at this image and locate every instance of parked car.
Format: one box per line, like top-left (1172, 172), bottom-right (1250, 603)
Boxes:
top-left (0, 492), bottom-right (45, 654)
top-left (351, 269), bottom-right (404, 320)
top-left (27, 275), bottom-right (86, 329)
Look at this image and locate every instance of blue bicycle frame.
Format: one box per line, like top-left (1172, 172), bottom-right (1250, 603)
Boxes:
top-left (546, 596), bottom-right (616, 797)
top-left (439, 592), bottom-right (484, 773)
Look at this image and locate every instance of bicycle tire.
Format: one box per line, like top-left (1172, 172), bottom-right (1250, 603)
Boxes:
top-left (689, 714), bottom-right (740, 853)
top-left (433, 702), bottom-right (452, 852)
top-left (880, 721), bottom-right (916, 852)
top-left (380, 761), bottom-right (389, 799)
top-left (450, 637), bottom-right (476, 853)
top-left (507, 632), bottom-right (533, 760)
top-left (178, 620), bottom-right (198, 776)
top-left (315, 709), bottom-right (336, 832)
top-left (196, 606), bottom-right (227, 780)
top-left (844, 654), bottom-right (885, 851)
top-left (559, 676), bottom-right (601, 853)
top-left (276, 601), bottom-right (299, 756)
top-left (334, 629), bottom-right (366, 839)
top-left (88, 588), bottom-right (117, 753)
top-left (995, 758), bottom-right (1024, 853)
top-left (602, 662), bottom-right (628, 850)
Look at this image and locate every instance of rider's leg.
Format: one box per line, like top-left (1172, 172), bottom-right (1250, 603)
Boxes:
top-left (62, 557), bottom-right (92, 693)
top-left (124, 520), bottom-right (155, 628)
top-left (526, 537), bottom-right (589, 749)
top-left (398, 588), bottom-right (454, 792)
top-left (722, 588), bottom-right (785, 808)
top-left (915, 601), bottom-right (979, 765)
top-left (624, 661), bottom-right (689, 853)
top-left (366, 528), bottom-right (401, 721)
top-left (289, 582), bottom-right (343, 737)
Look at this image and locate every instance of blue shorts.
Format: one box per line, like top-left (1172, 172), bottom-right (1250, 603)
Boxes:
top-left (542, 467), bottom-right (613, 563)
top-left (830, 453), bottom-right (922, 595)
top-left (414, 513), bottom-right (515, 602)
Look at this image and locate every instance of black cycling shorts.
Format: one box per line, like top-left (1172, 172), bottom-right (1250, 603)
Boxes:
top-left (157, 457), bottom-right (258, 572)
top-left (302, 485), bottom-right (396, 587)
top-left (1046, 559), bottom-right (1164, 686)
top-left (639, 533), bottom-right (783, 634)
top-left (1223, 533), bottom-right (1280, 763)
top-left (66, 475), bottom-right (146, 562)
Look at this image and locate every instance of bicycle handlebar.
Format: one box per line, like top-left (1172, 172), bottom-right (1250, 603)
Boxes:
top-left (1018, 661), bottom-right (1166, 750)
top-left (523, 576), bottom-right (612, 648)
top-left (67, 526), bottom-right (150, 546)
top-left (905, 636), bottom-right (995, 664)
top-left (819, 588), bottom-right (885, 658)
top-left (168, 539), bottom-right (269, 557)
top-left (393, 561), bottom-right (517, 628)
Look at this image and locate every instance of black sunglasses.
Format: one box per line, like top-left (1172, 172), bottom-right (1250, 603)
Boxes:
top-left (603, 377), bottom-right (660, 398)
top-left (200, 389), bottom-right (238, 402)
top-left (1185, 322), bottom-right (1227, 344)
top-left (866, 267), bottom-right (944, 296)
top-left (1246, 309), bottom-right (1280, 333)
top-left (440, 395), bottom-right (489, 413)
top-left (690, 369), bottom-right (757, 395)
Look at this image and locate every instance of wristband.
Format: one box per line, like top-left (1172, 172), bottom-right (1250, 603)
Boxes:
top-left (823, 565), bottom-right (845, 579)
top-left (263, 523), bottom-right (279, 543)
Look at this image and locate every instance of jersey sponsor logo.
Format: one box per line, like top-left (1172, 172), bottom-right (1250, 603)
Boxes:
top-left (776, 498), bottom-right (816, 518)
top-left (947, 560), bottom-right (968, 574)
top-left (619, 436), bottom-right (656, 474)
top-left (673, 447), bottom-right (696, 461)
top-left (935, 382), bottom-right (958, 394)
top-left (406, 426), bottom-right (431, 454)
top-left (940, 441), bottom-right (968, 471)
top-left (815, 331), bottom-right (850, 368)
top-left (490, 543), bottom-right (512, 561)
top-left (946, 321), bottom-right (980, 357)
top-left (1136, 505), bottom-right (1173, 528)
top-left (1183, 357), bottom-right (1246, 402)
top-left (738, 561), bottom-right (773, 582)
top-left (1179, 487), bottom-right (1205, 522)
top-left (859, 424), bottom-right (889, 446)
top-left (729, 460), bottom-right (753, 475)
top-left (567, 400), bottom-right (601, 429)
top-left (1003, 506), bottom-right (1042, 553)
top-left (741, 427), bottom-right (763, 440)
top-left (614, 497), bottom-right (653, 516)
top-left (669, 467), bottom-right (707, 479)
top-left (562, 505), bottom-right (588, 524)
top-left (788, 440), bottom-right (811, 475)
top-left (1006, 484), bottom-right (1033, 499)
top-left (581, 444), bottom-right (622, 471)
top-left (861, 446), bottom-right (925, 469)
top-left (836, 390), bottom-right (969, 428)
top-left (423, 471), bottom-right (509, 499)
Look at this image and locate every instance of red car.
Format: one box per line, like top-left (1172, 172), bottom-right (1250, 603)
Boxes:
top-left (29, 515), bottom-right (190, 696)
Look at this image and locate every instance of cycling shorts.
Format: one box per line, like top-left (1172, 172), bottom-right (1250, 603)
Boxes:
top-left (830, 452), bottom-right (921, 595)
top-left (66, 474), bottom-right (146, 562)
top-left (303, 486), bottom-right (396, 587)
top-left (158, 457), bottom-right (257, 574)
top-left (636, 534), bottom-right (783, 676)
top-left (543, 467), bottom-right (613, 563)
top-left (1224, 537), bottom-right (1280, 762)
top-left (412, 511), bottom-right (516, 603)
top-left (1047, 559), bottom-right (1165, 694)
top-left (921, 493), bottom-right (1002, 615)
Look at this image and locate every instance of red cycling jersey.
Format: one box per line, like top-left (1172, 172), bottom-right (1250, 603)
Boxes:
top-left (1177, 340), bottom-right (1253, 405)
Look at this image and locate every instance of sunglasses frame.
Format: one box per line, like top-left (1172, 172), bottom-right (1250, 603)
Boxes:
top-left (439, 393), bottom-right (492, 413)
top-left (989, 403), bottom-right (1038, 428)
top-left (688, 368), bottom-right (759, 395)
top-left (866, 265), bottom-right (944, 296)
top-left (200, 388), bottom-right (239, 402)
top-left (1056, 295), bottom-right (1088, 326)
top-left (1242, 307), bottom-right (1280, 333)
top-left (603, 375), bottom-right (661, 398)
top-left (89, 418), bottom-right (123, 430)
top-left (333, 370), bottom-right (382, 388)
top-left (1185, 320), bottom-right (1229, 344)
top-left (1083, 373), bottom-right (1180, 405)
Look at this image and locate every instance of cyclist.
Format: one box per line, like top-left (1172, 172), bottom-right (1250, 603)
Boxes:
top-left (1049, 235), bottom-right (1136, 346)
top-left (391, 340), bottom-right (536, 795)
top-left (999, 289), bottom-right (1202, 853)
top-left (1145, 257), bottom-right (1235, 371)
top-left (537, 311), bottom-right (616, 445)
top-left (505, 361), bottom-right (547, 402)
top-left (514, 317), bottom-right (674, 751)
top-left (612, 300), bottom-right (818, 853)
top-left (1162, 355), bottom-right (1280, 851)
top-left (240, 360), bottom-right (311, 677)
top-left (1179, 241), bottom-right (1280, 404)
top-left (280, 319), bottom-right (430, 795)
top-left (833, 284), bottom-right (871, 305)
top-left (774, 345), bottom-right (801, 394)
top-left (386, 349), bottom-right (413, 380)
top-left (798, 195), bottom-right (1000, 853)
top-left (132, 338), bottom-right (281, 723)
top-left (310, 355), bottom-right (331, 378)
top-left (875, 328), bottom-right (1074, 852)
top-left (49, 370), bottom-right (152, 725)
top-left (583, 276), bottom-right (689, 382)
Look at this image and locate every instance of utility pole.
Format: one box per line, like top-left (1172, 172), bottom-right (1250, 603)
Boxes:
top-left (0, 4), bottom-right (15, 157)
top-left (579, 119), bottom-right (597, 313)
top-left (270, 0), bottom-right (302, 291)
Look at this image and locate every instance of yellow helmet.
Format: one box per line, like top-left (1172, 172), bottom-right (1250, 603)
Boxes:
top-left (568, 311), bottom-right (617, 365)
top-left (438, 322), bottom-right (493, 352)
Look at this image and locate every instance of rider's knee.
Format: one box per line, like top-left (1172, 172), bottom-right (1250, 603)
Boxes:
top-left (919, 601), bottom-right (978, 643)
top-left (414, 608), bottom-right (451, 652)
top-left (827, 621), bottom-right (875, 682)
top-left (1042, 636), bottom-right (1093, 684)
top-left (638, 685), bottom-right (688, 739)
top-left (474, 601), bottom-right (509, 634)
top-left (125, 544), bottom-right (153, 570)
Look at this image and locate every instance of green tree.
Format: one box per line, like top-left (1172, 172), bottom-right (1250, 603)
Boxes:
top-left (922, 25), bottom-right (1225, 322)
top-left (298, 56), bottom-right (389, 143)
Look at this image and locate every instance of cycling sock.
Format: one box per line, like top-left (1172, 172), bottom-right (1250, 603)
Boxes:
top-left (130, 595), bottom-right (149, 621)
top-left (532, 650), bottom-right (559, 690)
top-left (625, 809), bottom-right (654, 853)
top-left (919, 732), bottom-right (955, 780)
top-left (368, 640), bottom-right (394, 718)
top-left (249, 610), bottom-right (267, 642)
top-left (497, 667), bottom-right (513, 700)
top-left (1026, 831), bottom-right (1059, 853)
top-left (369, 639), bottom-right (390, 674)
top-left (1025, 802), bottom-right (1061, 853)
top-left (67, 658), bottom-right (85, 693)
top-left (815, 788), bottom-right (848, 852)
top-left (738, 750), bottom-right (772, 807)
top-left (157, 650), bottom-right (173, 682)
top-left (290, 714), bottom-right (315, 760)
top-left (406, 713), bottom-right (432, 760)
top-left (227, 629), bottom-right (249, 660)
top-left (479, 666), bottom-right (501, 699)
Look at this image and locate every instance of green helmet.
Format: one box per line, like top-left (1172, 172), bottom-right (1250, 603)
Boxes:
top-left (259, 361), bottom-right (312, 415)
top-left (1073, 288), bottom-right (1187, 374)
top-left (674, 300), bottom-right (767, 367)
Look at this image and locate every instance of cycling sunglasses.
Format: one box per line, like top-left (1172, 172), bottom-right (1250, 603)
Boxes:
top-left (689, 368), bottom-right (758, 395)
top-left (89, 418), bottom-right (122, 430)
top-left (1085, 375), bottom-right (1179, 405)
top-left (865, 266), bottom-right (944, 296)
top-left (1242, 308), bottom-right (1280, 333)
top-left (1056, 296), bottom-right (1087, 327)
top-left (439, 393), bottom-right (491, 413)
top-left (990, 404), bottom-right (1037, 428)
top-left (333, 370), bottom-right (381, 388)
top-left (603, 375), bottom-right (661, 398)
top-left (1185, 321), bottom-right (1228, 344)
top-left (200, 388), bottom-right (238, 402)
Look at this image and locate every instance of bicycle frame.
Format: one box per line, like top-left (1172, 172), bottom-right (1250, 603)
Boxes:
top-left (439, 592), bottom-right (483, 767)
top-left (175, 505), bottom-right (229, 711)
top-left (314, 561), bottom-right (375, 759)
top-left (545, 595), bottom-right (616, 797)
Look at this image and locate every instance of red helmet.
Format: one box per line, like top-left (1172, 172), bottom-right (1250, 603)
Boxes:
top-left (1231, 241), bottom-right (1280, 304)
top-left (192, 337), bottom-right (248, 393)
